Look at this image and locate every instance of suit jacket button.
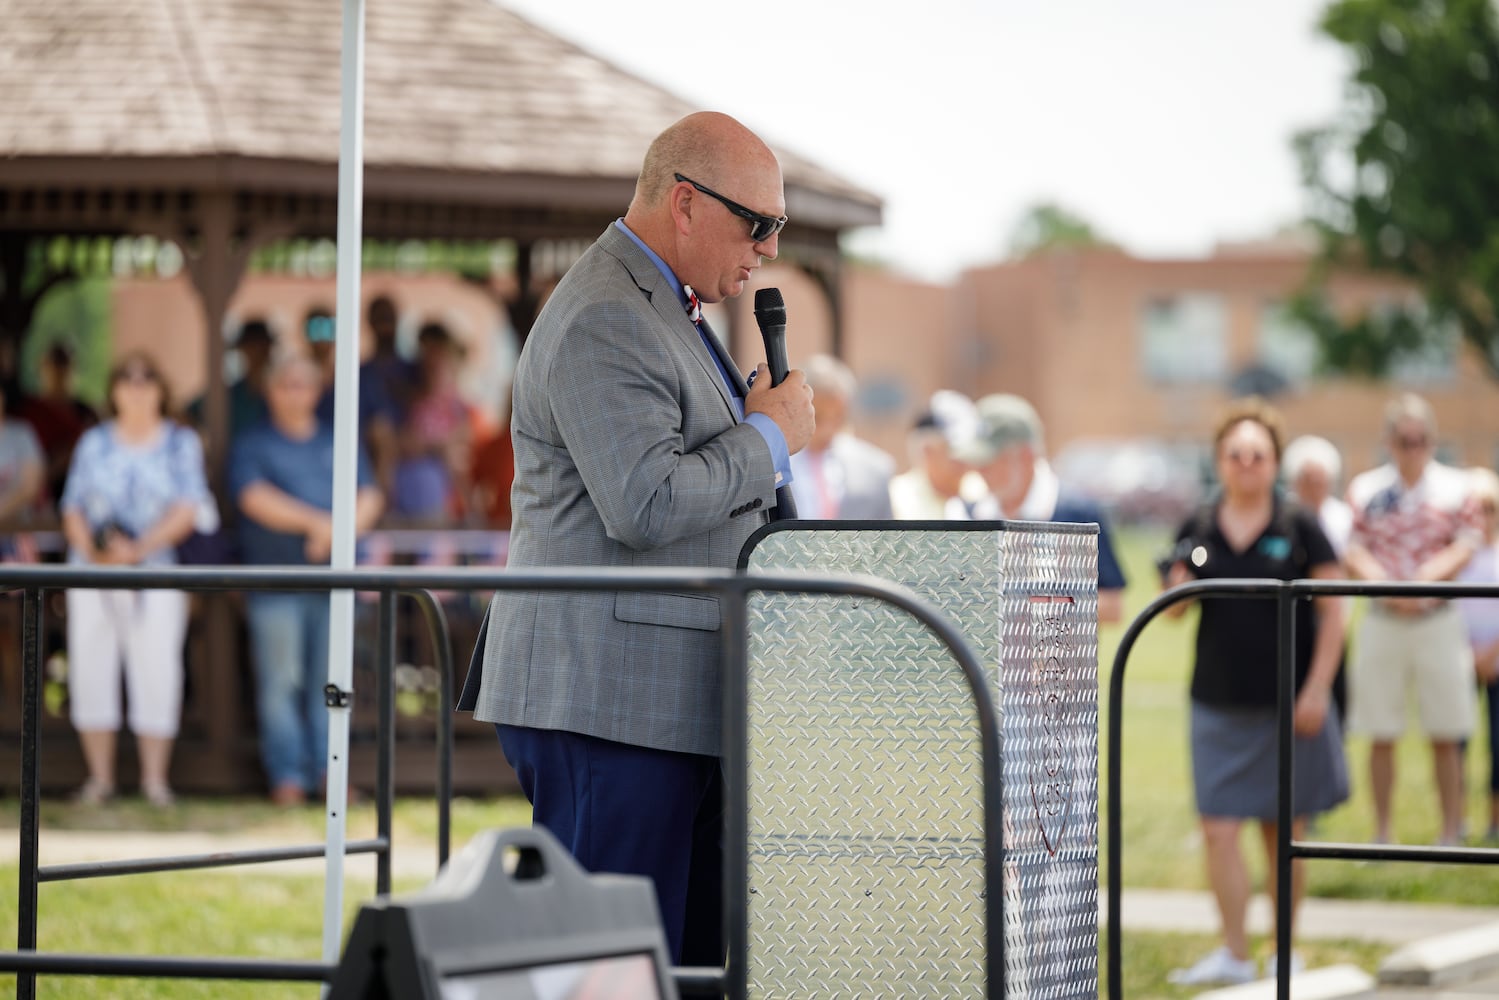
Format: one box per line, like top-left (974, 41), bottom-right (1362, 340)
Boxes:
top-left (752, 498), bottom-right (763, 508)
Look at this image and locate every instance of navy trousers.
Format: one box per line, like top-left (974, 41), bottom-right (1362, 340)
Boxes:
top-left (495, 724), bottom-right (725, 967)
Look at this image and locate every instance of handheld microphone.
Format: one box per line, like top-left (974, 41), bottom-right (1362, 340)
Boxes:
top-left (751, 287), bottom-right (798, 520)
top-left (753, 288), bottom-right (790, 387)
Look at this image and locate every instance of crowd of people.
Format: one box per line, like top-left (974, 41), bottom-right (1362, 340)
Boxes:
top-left (1158, 392), bottom-right (1498, 985)
top-left (209, 296), bottom-right (513, 530)
top-left (0, 296), bottom-right (515, 808)
top-left (788, 363), bottom-right (1131, 620)
top-left (799, 374), bottom-right (1499, 983)
top-left (0, 314), bottom-right (1494, 834)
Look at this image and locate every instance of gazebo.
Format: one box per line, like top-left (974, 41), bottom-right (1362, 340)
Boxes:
top-left (0, 0), bottom-right (881, 793)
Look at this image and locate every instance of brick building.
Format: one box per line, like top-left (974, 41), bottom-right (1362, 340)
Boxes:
top-left (825, 245), bottom-right (1499, 499)
top-left (972, 246), bottom-right (1493, 466)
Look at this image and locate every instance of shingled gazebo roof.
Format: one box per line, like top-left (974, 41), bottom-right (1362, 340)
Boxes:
top-left (1, 0), bottom-right (881, 237)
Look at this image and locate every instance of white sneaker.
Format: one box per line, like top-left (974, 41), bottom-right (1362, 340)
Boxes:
top-left (1265, 951), bottom-right (1305, 977)
top-left (1167, 946), bottom-right (1259, 986)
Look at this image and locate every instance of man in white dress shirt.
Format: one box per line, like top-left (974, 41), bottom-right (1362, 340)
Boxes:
top-left (788, 354), bottom-right (895, 520)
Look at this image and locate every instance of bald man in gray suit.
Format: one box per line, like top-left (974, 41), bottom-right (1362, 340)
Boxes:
top-left (458, 112), bottom-right (814, 965)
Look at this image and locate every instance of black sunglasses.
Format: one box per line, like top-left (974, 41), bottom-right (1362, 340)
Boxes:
top-left (674, 172), bottom-right (787, 243)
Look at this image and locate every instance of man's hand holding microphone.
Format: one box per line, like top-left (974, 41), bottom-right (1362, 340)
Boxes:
top-left (745, 286), bottom-right (814, 454)
top-left (745, 364), bottom-right (814, 454)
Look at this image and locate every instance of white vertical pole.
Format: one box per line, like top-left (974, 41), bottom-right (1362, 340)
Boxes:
top-left (325, 0), bottom-right (365, 971)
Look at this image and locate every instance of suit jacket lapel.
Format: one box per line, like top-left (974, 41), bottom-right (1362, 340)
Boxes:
top-left (668, 302), bottom-right (739, 417)
top-left (699, 316), bottom-right (749, 398)
top-left (601, 226), bottom-right (740, 418)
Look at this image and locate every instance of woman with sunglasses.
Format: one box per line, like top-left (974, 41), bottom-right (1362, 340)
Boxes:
top-left (1162, 397), bottom-right (1348, 986)
top-left (58, 352), bottom-right (211, 806)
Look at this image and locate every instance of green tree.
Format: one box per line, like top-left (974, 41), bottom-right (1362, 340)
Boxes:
top-left (1007, 202), bottom-right (1114, 258)
top-left (1295, 0), bottom-right (1499, 378)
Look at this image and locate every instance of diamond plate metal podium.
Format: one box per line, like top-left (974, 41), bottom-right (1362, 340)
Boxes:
top-left (738, 521), bottom-right (1099, 999)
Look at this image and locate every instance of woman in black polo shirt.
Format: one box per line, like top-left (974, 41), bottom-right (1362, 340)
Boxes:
top-left (1163, 398), bottom-right (1348, 987)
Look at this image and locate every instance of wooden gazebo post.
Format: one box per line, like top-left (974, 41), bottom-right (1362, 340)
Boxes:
top-left (177, 191), bottom-right (256, 787)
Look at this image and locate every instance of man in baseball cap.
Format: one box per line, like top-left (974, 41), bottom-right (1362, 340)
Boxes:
top-left (889, 390), bottom-right (988, 519)
top-left (951, 393), bottom-right (1129, 622)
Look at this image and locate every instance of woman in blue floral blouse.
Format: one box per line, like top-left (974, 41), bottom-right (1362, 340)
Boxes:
top-left (59, 352), bottom-right (211, 806)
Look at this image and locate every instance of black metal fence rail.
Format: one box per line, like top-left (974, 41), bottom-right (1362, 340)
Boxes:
top-left (1107, 578), bottom-right (1499, 1000)
top-left (0, 564), bottom-right (1000, 1000)
top-left (1, 566), bottom-right (460, 1000)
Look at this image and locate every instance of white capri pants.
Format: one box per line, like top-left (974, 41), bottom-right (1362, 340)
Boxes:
top-left (66, 588), bottom-right (188, 738)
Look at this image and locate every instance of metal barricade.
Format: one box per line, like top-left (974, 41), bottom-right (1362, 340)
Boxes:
top-left (1, 567), bottom-right (459, 1000)
top-left (1106, 578), bottom-right (1499, 1000)
top-left (0, 564), bottom-right (997, 1000)
top-left (740, 521), bottom-right (1099, 999)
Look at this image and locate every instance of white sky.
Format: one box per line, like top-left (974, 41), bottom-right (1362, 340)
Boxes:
top-left (499, 0), bottom-right (1352, 282)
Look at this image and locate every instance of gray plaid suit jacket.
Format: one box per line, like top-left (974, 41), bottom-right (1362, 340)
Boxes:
top-left (458, 224), bottom-right (778, 757)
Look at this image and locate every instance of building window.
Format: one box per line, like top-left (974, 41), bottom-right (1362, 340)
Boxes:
top-left (857, 374), bottom-right (908, 417)
top-left (1387, 309), bottom-right (1459, 385)
top-left (1257, 301), bottom-right (1320, 384)
top-left (1140, 294), bottom-right (1227, 383)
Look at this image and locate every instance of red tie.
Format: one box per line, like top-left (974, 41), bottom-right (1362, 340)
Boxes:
top-left (684, 284), bottom-right (703, 326)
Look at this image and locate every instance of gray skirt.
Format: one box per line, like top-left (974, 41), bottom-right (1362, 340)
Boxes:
top-left (1190, 699), bottom-right (1350, 820)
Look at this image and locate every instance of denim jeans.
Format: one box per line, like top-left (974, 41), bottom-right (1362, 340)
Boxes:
top-left (245, 592), bottom-right (331, 792)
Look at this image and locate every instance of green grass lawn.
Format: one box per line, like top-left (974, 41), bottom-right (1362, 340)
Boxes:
top-left (0, 867), bottom-right (368, 1000)
top-left (0, 876), bottom-right (1390, 1000)
top-left (1, 526), bottom-right (1494, 997)
top-left (0, 796), bottom-right (527, 999)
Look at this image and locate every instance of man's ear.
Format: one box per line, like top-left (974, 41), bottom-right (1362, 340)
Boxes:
top-left (669, 180), bottom-right (695, 236)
